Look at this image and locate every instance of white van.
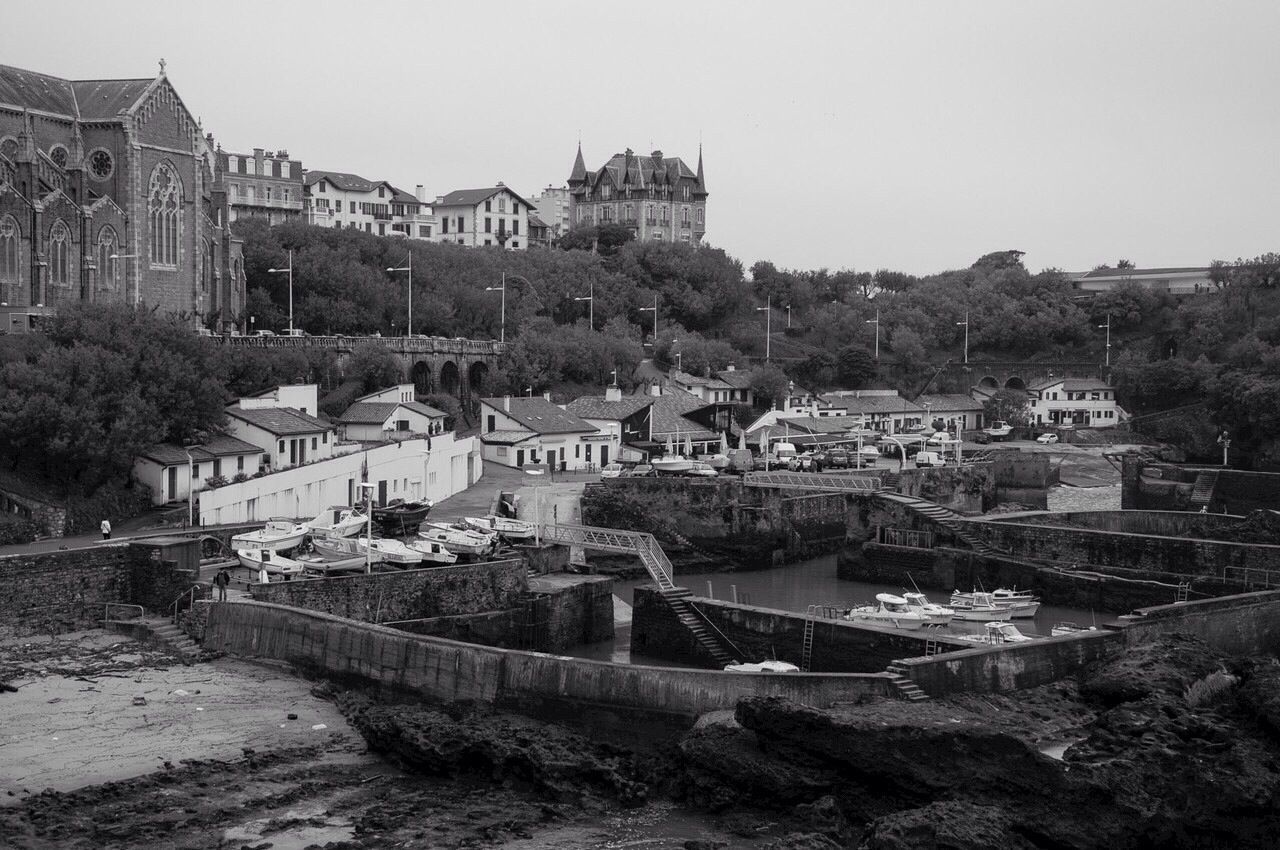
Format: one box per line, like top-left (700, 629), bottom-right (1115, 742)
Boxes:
top-left (914, 451), bottom-right (945, 468)
top-left (773, 441), bottom-right (798, 463)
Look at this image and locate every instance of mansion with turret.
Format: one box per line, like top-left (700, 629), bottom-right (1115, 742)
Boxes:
top-left (567, 145), bottom-right (707, 244)
top-left (0, 63), bottom-right (244, 334)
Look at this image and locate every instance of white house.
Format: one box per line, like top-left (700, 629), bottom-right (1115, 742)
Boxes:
top-left (564, 387), bottom-right (653, 465)
top-left (1026, 377), bottom-right (1124, 427)
top-left (432, 184), bottom-right (534, 249)
top-left (915, 394), bottom-right (986, 432)
top-left (337, 384), bottom-right (448, 442)
top-left (225, 384), bottom-right (336, 471)
top-left (133, 435), bottom-right (263, 506)
top-left (303, 170), bottom-right (430, 239)
top-left (478, 396), bottom-right (599, 470)
top-left (1071, 266), bottom-right (1214, 295)
top-left (669, 366), bottom-right (754, 406)
top-left (196, 434), bottom-right (481, 525)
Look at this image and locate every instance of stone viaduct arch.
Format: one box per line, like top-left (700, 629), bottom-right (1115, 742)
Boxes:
top-left (943, 360), bottom-right (1103, 393)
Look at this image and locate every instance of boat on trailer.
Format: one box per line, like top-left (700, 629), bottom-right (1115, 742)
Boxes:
top-left (230, 519), bottom-right (309, 552)
top-left (405, 538), bottom-right (460, 565)
top-left (650, 455), bottom-right (694, 474)
top-left (304, 505), bottom-right (367, 538)
top-left (420, 522), bottom-right (498, 557)
top-left (292, 551), bottom-right (368, 576)
top-left (371, 498), bottom-right (433, 533)
top-left (236, 548), bottom-right (306, 578)
top-left (463, 515), bottom-right (537, 541)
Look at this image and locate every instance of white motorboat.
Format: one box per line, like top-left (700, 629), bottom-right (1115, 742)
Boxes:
top-left (420, 522), bottom-right (497, 557)
top-left (650, 455), bottom-right (694, 474)
top-left (844, 593), bottom-right (930, 630)
top-left (405, 538), bottom-right (460, 565)
top-left (990, 588), bottom-right (1041, 618)
top-left (236, 548), bottom-right (305, 578)
top-left (463, 515), bottom-right (537, 541)
top-left (948, 591), bottom-right (1014, 621)
top-left (309, 533), bottom-right (386, 565)
top-left (1051, 622), bottom-right (1099, 637)
top-left (686, 461), bottom-right (718, 477)
top-left (304, 505), bottom-right (367, 538)
top-left (902, 591), bottom-right (954, 626)
top-left (724, 660), bottom-right (800, 673)
top-left (230, 519), bottom-right (309, 551)
top-left (698, 453), bottom-right (730, 470)
top-left (959, 622), bottom-right (1038, 645)
top-left (291, 551), bottom-right (368, 576)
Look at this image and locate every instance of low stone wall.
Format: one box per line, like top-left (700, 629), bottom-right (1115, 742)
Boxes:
top-left (629, 587), bottom-right (970, 672)
top-left (988, 509), bottom-right (1245, 537)
top-left (0, 546), bottom-right (134, 631)
top-left (1124, 457), bottom-right (1280, 514)
top-left (528, 574), bottom-right (614, 649)
top-left (248, 559), bottom-right (526, 622)
top-left (1117, 590), bottom-right (1280, 656)
top-left (895, 464), bottom-right (995, 514)
top-left (202, 601), bottom-right (892, 727)
top-left (893, 630), bottom-right (1124, 697)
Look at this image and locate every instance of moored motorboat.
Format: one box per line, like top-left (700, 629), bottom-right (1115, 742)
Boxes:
top-left (230, 519), bottom-right (308, 552)
top-left (724, 660), bottom-right (800, 673)
top-left (844, 593), bottom-right (930, 630)
top-left (948, 591), bottom-right (1014, 621)
top-left (304, 505), bottom-right (367, 538)
top-left (371, 498), bottom-right (433, 533)
top-left (463, 515), bottom-right (537, 541)
top-left (236, 548), bottom-right (305, 578)
top-left (420, 522), bottom-right (497, 557)
top-left (958, 621), bottom-right (1038, 644)
top-left (902, 591), bottom-right (954, 626)
top-left (650, 455), bottom-right (694, 474)
top-left (405, 538), bottom-right (459, 565)
top-left (990, 587), bottom-right (1041, 618)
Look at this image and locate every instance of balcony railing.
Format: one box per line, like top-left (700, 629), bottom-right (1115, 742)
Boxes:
top-left (235, 196), bottom-right (304, 210)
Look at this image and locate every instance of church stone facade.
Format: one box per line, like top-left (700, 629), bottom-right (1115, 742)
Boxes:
top-left (0, 63), bottom-right (244, 334)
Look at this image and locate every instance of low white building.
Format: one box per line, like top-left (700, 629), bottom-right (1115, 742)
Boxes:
top-left (433, 184), bottom-right (534, 249)
top-left (303, 170), bottom-right (429, 238)
top-left (1026, 377), bottom-right (1123, 427)
top-left (915, 394), bottom-right (986, 432)
top-left (478, 396), bottom-right (599, 470)
top-left (196, 434), bottom-right (481, 525)
top-left (133, 435), bottom-right (264, 506)
top-left (1071, 266), bottom-right (1214, 295)
top-left (225, 385), bottom-right (336, 470)
top-left (564, 387), bottom-right (653, 465)
top-left (337, 384), bottom-right (448, 442)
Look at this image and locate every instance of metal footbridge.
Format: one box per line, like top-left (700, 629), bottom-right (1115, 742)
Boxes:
top-left (539, 523), bottom-right (741, 666)
top-left (742, 471), bottom-right (884, 493)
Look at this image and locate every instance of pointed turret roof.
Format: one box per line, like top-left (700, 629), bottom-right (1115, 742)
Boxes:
top-left (696, 144), bottom-right (706, 193)
top-left (569, 143), bottom-right (587, 184)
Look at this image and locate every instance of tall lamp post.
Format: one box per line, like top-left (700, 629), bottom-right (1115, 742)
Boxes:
top-left (486, 273), bottom-right (539, 343)
top-left (956, 310), bottom-right (969, 363)
top-left (108, 253), bottom-right (139, 306)
top-left (267, 249), bottom-right (294, 333)
top-left (756, 296), bottom-right (772, 361)
top-left (785, 304), bottom-right (792, 329)
top-left (866, 308), bottom-right (880, 361)
top-left (1098, 314), bottom-right (1112, 368)
top-left (574, 280), bottom-right (594, 330)
top-left (357, 482), bottom-right (375, 573)
top-left (386, 252), bottom-right (413, 337)
top-left (639, 294), bottom-right (659, 349)
top-left (182, 443), bottom-right (199, 528)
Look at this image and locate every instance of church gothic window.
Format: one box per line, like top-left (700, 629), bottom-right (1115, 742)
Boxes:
top-left (97, 226), bottom-right (118, 294)
top-left (49, 145), bottom-right (68, 168)
top-left (148, 162), bottom-right (182, 268)
top-left (0, 136), bottom-right (17, 160)
top-left (0, 216), bottom-right (18, 301)
top-left (49, 221), bottom-right (71, 287)
top-left (89, 149), bottom-right (113, 180)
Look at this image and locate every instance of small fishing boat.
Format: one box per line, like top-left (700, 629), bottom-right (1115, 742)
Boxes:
top-left (236, 548), bottom-right (306, 578)
top-left (463, 515), bottom-right (537, 541)
top-left (292, 551), bottom-right (368, 575)
top-left (901, 591), bottom-right (954, 626)
top-left (1050, 622), bottom-right (1099, 637)
top-left (959, 621), bottom-right (1038, 644)
top-left (724, 660), bottom-right (800, 673)
top-left (371, 498), bottom-right (433, 533)
top-left (353, 536), bottom-right (423, 566)
top-left (650, 455), bottom-right (694, 474)
top-left (420, 522), bottom-right (497, 557)
top-left (309, 533), bottom-right (386, 565)
top-left (990, 587), bottom-right (1041, 618)
top-left (844, 593), bottom-right (930, 630)
top-left (949, 591), bottom-right (1014, 622)
top-left (405, 538), bottom-right (459, 565)
top-left (304, 505), bottom-right (367, 538)
top-left (230, 519), bottom-right (308, 552)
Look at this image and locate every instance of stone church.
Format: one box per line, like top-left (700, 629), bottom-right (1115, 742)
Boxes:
top-left (0, 62), bottom-right (244, 334)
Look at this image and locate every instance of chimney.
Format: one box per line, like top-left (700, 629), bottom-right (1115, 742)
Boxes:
top-left (605, 385), bottom-right (622, 402)
top-left (650, 383), bottom-right (662, 397)
top-left (253, 147), bottom-right (264, 159)
top-left (415, 184), bottom-right (426, 203)
top-left (725, 363), bottom-right (735, 372)
top-left (543, 391), bottom-right (551, 402)
top-left (503, 396), bottom-right (510, 413)
top-left (497, 181), bottom-right (505, 187)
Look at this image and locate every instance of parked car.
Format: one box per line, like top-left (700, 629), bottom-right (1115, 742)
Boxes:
top-left (254, 329), bottom-right (276, 337)
top-left (754, 453), bottom-right (781, 470)
top-left (819, 449), bottom-right (852, 469)
top-left (624, 464), bottom-right (656, 477)
top-left (600, 463), bottom-right (626, 479)
top-left (914, 451), bottom-right (945, 468)
top-left (686, 462), bottom-right (718, 477)
top-left (857, 445), bottom-right (882, 462)
top-left (1036, 433), bottom-right (1059, 445)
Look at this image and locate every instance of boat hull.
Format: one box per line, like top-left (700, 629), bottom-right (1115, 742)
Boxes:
top-left (311, 535), bottom-right (385, 564)
top-left (230, 528), bottom-right (307, 551)
top-left (650, 457), bottom-right (694, 474)
top-left (463, 516), bottom-right (535, 540)
top-left (844, 611), bottom-right (927, 630)
top-left (292, 553), bottom-right (367, 574)
top-left (236, 549), bottom-right (305, 576)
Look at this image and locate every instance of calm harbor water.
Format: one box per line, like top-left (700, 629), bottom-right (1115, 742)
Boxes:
top-left (565, 553), bottom-right (1114, 665)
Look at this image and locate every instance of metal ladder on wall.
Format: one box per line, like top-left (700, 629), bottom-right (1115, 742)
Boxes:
top-left (1175, 582), bottom-right (1191, 604)
top-left (800, 604), bottom-right (844, 672)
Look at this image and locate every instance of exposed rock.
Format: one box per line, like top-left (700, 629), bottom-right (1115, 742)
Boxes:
top-left (1239, 656), bottom-right (1280, 740)
top-left (1079, 634), bottom-right (1221, 706)
top-left (766, 832), bottom-right (843, 850)
top-left (862, 801), bottom-right (1037, 850)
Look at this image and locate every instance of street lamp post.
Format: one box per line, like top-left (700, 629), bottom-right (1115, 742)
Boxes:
top-left (956, 310), bottom-right (969, 364)
top-left (386, 252), bottom-right (413, 337)
top-left (485, 273), bottom-right (507, 343)
top-left (108, 253), bottom-right (139, 306)
top-left (866, 309), bottom-right (880, 361)
top-left (267, 249), bottom-right (294, 333)
top-left (756, 296), bottom-right (772, 361)
top-left (574, 280), bottom-right (594, 330)
top-left (182, 444), bottom-right (199, 528)
top-left (785, 304), bottom-right (792, 329)
top-left (639, 294), bottom-right (659, 348)
top-left (357, 482), bottom-right (375, 573)
top-left (1098, 314), bottom-right (1112, 368)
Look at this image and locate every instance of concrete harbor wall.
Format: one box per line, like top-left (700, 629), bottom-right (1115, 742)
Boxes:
top-left (1123, 456), bottom-right (1280, 514)
top-left (1118, 590), bottom-right (1280, 656)
top-left (986, 509), bottom-right (1246, 537)
top-left (200, 601), bottom-right (892, 727)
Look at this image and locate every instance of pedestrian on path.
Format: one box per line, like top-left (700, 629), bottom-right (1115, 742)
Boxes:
top-left (100, 519), bottom-right (112, 540)
top-left (214, 568), bottom-right (231, 602)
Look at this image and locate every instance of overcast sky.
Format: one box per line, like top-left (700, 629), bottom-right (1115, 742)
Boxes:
top-left (8, 1), bottom-right (1278, 275)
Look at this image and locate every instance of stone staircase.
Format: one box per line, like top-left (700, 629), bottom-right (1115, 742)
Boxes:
top-left (104, 615), bottom-right (203, 663)
top-left (874, 492), bottom-right (1000, 556)
top-left (661, 586), bottom-right (736, 667)
top-left (1190, 470), bottom-right (1219, 508)
top-left (885, 661), bottom-right (929, 701)
top-left (877, 471), bottom-right (902, 492)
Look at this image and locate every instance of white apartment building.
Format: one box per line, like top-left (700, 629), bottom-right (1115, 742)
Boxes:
top-left (1026, 378), bottom-right (1124, 427)
top-left (432, 184), bottom-right (533, 249)
top-left (529, 185), bottom-right (571, 238)
top-left (303, 170), bottom-right (430, 239)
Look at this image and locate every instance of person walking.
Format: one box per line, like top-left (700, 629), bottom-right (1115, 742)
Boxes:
top-left (100, 519), bottom-right (112, 540)
top-left (213, 568), bottom-right (231, 602)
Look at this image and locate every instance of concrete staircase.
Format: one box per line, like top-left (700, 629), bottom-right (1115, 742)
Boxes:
top-left (661, 586), bottom-right (736, 667)
top-left (885, 661), bottom-right (929, 701)
top-left (874, 492), bottom-right (1000, 556)
top-left (877, 471), bottom-right (902, 492)
top-left (1190, 470), bottom-right (1219, 508)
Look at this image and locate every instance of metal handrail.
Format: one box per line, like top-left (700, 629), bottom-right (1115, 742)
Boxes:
top-left (103, 602), bottom-right (144, 623)
top-left (742, 471), bottom-right (883, 492)
top-left (686, 599), bottom-right (746, 661)
top-left (169, 584), bottom-right (205, 624)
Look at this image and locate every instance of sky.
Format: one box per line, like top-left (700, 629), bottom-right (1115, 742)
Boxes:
top-left (6, 1), bottom-right (1279, 276)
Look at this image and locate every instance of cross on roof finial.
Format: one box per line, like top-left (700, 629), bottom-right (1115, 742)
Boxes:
top-left (158, 58), bottom-right (166, 74)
